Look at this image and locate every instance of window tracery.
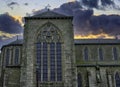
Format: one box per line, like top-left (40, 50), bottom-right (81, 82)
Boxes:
top-left (36, 22), bottom-right (62, 85)
top-left (37, 22), bottom-right (61, 43)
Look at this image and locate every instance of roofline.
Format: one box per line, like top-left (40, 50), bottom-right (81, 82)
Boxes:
top-left (74, 39), bottom-right (120, 45)
top-left (1, 44), bottom-right (22, 50)
top-left (75, 43), bottom-right (120, 45)
top-left (24, 16), bottom-right (73, 20)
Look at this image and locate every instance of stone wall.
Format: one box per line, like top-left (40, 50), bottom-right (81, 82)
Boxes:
top-left (3, 68), bottom-right (20, 87)
top-left (77, 67), bottom-right (120, 87)
top-left (76, 44), bottom-right (120, 87)
top-left (75, 44), bottom-right (120, 65)
top-left (22, 17), bottom-right (77, 87)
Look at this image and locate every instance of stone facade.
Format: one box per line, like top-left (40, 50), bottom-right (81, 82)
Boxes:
top-left (0, 11), bottom-right (120, 87)
top-left (75, 41), bottom-right (120, 87)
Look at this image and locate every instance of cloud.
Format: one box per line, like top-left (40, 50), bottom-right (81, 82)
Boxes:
top-left (89, 15), bottom-right (120, 35)
top-left (53, 1), bottom-right (120, 38)
top-left (24, 3), bottom-right (28, 6)
top-left (6, 2), bottom-right (19, 9)
top-left (0, 31), bottom-right (22, 40)
top-left (0, 13), bottom-right (23, 34)
top-left (74, 32), bottom-right (115, 39)
top-left (81, 0), bottom-right (98, 8)
top-left (80, 0), bottom-right (120, 10)
top-left (54, 1), bottom-right (82, 16)
top-left (31, 1), bottom-right (120, 39)
top-left (101, 0), bottom-right (114, 6)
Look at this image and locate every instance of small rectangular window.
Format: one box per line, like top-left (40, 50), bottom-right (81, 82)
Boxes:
top-left (84, 47), bottom-right (89, 61)
top-left (99, 48), bottom-right (104, 61)
top-left (113, 47), bottom-right (118, 60)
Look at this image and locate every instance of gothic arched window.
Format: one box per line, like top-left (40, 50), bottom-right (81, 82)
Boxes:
top-left (6, 49), bottom-right (10, 66)
top-left (113, 47), bottom-right (118, 60)
top-left (98, 48), bottom-right (104, 61)
top-left (115, 72), bottom-right (120, 87)
top-left (14, 48), bottom-right (19, 65)
top-left (84, 47), bottom-right (89, 61)
top-left (36, 22), bottom-right (62, 83)
top-left (77, 73), bottom-right (82, 87)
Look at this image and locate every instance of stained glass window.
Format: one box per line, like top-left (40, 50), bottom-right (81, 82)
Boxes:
top-left (113, 47), bottom-right (118, 60)
top-left (99, 48), bottom-right (103, 61)
top-left (77, 73), bottom-right (82, 87)
top-left (50, 43), bottom-right (55, 81)
top-left (6, 49), bottom-right (10, 66)
top-left (15, 48), bottom-right (19, 65)
top-left (43, 42), bottom-right (48, 81)
top-left (36, 22), bottom-right (62, 84)
top-left (115, 72), bottom-right (120, 87)
top-left (56, 42), bottom-right (62, 81)
top-left (36, 43), bottom-right (41, 81)
top-left (84, 47), bottom-right (89, 61)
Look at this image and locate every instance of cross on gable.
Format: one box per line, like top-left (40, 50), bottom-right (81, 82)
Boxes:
top-left (45, 4), bottom-right (51, 10)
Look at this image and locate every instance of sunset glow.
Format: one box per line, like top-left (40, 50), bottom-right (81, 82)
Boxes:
top-left (12, 16), bottom-right (24, 26)
top-left (74, 33), bottom-right (115, 39)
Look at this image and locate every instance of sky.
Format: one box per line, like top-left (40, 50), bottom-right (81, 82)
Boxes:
top-left (0, 0), bottom-right (120, 49)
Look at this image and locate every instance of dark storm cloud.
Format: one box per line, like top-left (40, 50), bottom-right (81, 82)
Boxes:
top-left (89, 15), bottom-right (120, 35)
top-left (0, 13), bottom-right (23, 34)
top-left (32, 1), bottom-right (120, 36)
top-left (80, 0), bottom-right (120, 10)
top-left (54, 1), bottom-right (82, 16)
top-left (81, 0), bottom-right (98, 8)
top-left (101, 0), bottom-right (114, 6)
top-left (32, 1), bottom-right (82, 16)
top-left (53, 1), bottom-right (120, 35)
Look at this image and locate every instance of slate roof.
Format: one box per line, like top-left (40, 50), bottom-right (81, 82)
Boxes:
top-left (3, 39), bottom-right (120, 46)
top-left (26, 10), bottom-right (72, 19)
top-left (74, 39), bottom-right (120, 45)
top-left (1, 39), bottom-right (23, 50)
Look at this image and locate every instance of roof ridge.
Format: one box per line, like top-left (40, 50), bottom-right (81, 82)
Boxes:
top-left (32, 10), bottom-right (70, 17)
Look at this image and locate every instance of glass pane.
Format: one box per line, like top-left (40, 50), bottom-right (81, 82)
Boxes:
top-left (113, 47), bottom-right (118, 60)
top-left (84, 47), bottom-right (89, 61)
top-left (50, 43), bottom-right (55, 81)
top-left (15, 48), bottom-right (19, 65)
top-left (99, 48), bottom-right (103, 61)
top-left (36, 43), bottom-right (41, 81)
top-left (78, 73), bottom-right (82, 87)
top-left (6, 49), bottom-right (10, 66)
top-left (43, 42), bottom-right (48, 81)
top-left (115, 72), bottom-right (120, 87)
top-left (56, 43), bottom-right (62, 81)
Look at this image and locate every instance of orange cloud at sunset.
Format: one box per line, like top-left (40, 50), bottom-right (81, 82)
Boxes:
top-left (12, 16), bottom-right (24, 26)
top-left (74, 32), bottom-right (115, 39)
top-left (0, 31), bottom-right (22, 40)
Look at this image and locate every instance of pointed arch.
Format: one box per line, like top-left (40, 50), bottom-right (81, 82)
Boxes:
top-left (36, 22), bottom-right (63, 85)
top-left (77, 73), bottom-right (82, 87)
top-left (115, 72), bottom-right (120, 87)
top-left (37, 22), bottom-right (62, 43)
